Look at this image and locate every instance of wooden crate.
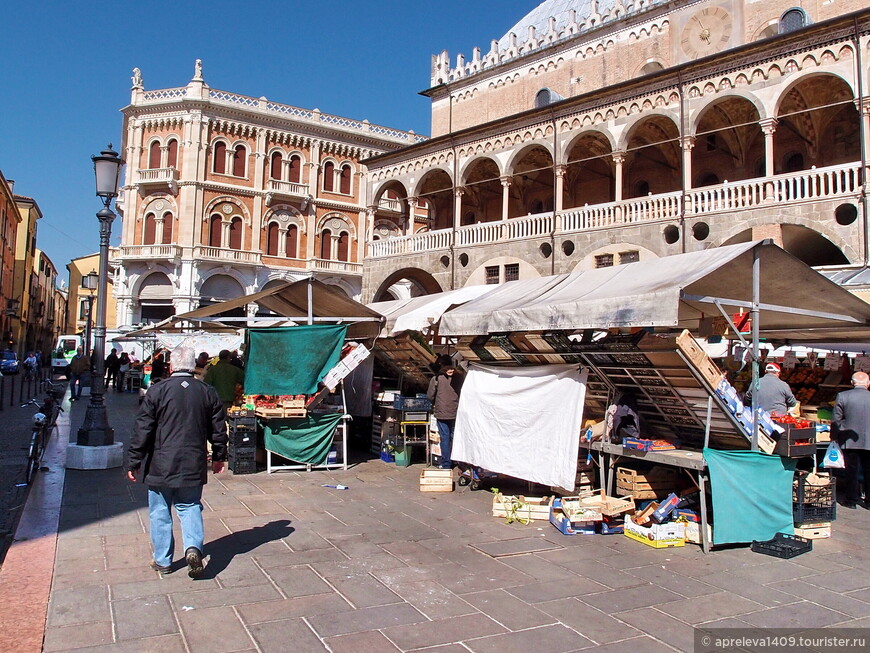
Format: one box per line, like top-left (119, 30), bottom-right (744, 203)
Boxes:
top-left (255, 407), bottom-right (284, 418)
top-left (675, 329), bottom-right (706, 365)
top-left (420, 469), bottom-right (453, 492)
top-left (492, 495), bottom-right (553, 521)
top-left (616, 466), bottom-right (681, 500)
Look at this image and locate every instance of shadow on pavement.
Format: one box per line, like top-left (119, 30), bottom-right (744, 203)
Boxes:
top-left (200, 519), bottom-right (294, 579)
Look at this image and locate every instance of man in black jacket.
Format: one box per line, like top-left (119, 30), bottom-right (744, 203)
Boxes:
top-left (833, 371), bottom-right (870, 509)
top-left (126, 345), bottom-right (228, 577)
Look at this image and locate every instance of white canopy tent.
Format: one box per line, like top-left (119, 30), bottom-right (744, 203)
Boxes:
top-left (368, 284), bottom-right (498, 337)
top-left (438, 241), bottom-right (870, 342)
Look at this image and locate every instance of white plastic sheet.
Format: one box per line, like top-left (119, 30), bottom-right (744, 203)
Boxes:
top-left (452, 363), bottom-right (587, 490)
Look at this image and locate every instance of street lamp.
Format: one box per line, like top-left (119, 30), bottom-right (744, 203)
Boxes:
top-left (77, 144), bottom-right (124, 447)
top-left (81, 270), bottom-right (98, 358)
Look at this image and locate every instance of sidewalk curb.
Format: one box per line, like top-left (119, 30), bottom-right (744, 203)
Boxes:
top-left (0, 397), bottom-right (70, 653)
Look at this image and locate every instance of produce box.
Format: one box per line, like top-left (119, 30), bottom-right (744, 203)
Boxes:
top-left (684, 520), bottom-right (713, 545)
top-left (419, 468), bottom-right (453, 493)
top-left (492, 494), bottom-right (552, 521)
top-left (794, 523), bottom-right (831, 539)
top-left (549, 498), bottom-right (596, 535)
top-left (624, 515), bottom-right (686, 548)
top-left (623, 437), bottom-right (678, 452)
top-left (772, 421), bottom-right (816, 458)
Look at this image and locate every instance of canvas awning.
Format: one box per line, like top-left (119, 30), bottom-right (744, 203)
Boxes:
top-left (438, 241), bottom-right (870, 343)
top-left (368, 284), bottom-right (498, 336)
top-left (172, 279), bottom-right (384, 339)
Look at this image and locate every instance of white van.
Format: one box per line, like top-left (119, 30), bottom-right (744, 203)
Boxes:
top-left (52, 334), bottom-right (82, 377)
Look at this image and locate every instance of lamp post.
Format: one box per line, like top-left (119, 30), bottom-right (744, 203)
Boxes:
top-left (81, 270), bottom-right (98, 359)
top-left (77, 144), bottom-right (123, 447)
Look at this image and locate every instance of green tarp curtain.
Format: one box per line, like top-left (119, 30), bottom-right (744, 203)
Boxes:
top-left (263, 413), bottom-right (344, 465)
top-left (245, 325), bottom-right (347, 395)
top-left (704, 448), bottom-right (796, 545)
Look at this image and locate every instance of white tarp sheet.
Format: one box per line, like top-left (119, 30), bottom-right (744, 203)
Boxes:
top-left (156, 332), bottom-right (244, 355)
top-left (452, 363), bottom-right (587, 490)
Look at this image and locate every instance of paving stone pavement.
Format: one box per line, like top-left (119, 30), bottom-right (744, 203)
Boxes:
top-left (36, 391), bottom-right (870, 652)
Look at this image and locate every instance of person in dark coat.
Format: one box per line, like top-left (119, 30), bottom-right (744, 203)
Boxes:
top-left (427, 362), bottom-right (464, 469)
top-left (126, 345), bottom-right (228, 577)
top-left (104, 348), bottom-right (120, 389)
top-left (833, 371), bottom-right (870, 509)
top-left (611, 390), bottom-right (642, 441)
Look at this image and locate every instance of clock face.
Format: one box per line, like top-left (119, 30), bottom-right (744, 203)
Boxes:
top-left (681, 6), bottom-right (733, 59)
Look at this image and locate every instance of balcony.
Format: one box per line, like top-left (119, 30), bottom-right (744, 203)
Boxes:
top-left (194, 245), bottom-right (261, 265)
top-left (265, 179), bottom-right (308, 205)
top-left (377, 197), bottom-right (404, 213)
top-left (311, 258), bottom-right (363, 274)
top-left (137, 167), bottom-right (179, 195)
top-left (368, 162), bottom-right (863, 258)
top-left (118, 244), bottom-right (182, 260)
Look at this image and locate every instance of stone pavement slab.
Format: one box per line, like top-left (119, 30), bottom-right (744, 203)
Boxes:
top-left (4, 388), bottom-right (868, 652)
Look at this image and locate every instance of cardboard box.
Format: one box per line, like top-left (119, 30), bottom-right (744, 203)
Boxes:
top-left (794, 523), bottom-right (831, 539)
top-left (419, 469), bottom-right (453, 493)
top-left (549, 499), bottom-right (596, 535)
top-left (684, 520), bottom-right (713, 545)
top-left (624, 515), bottom-right (686, 548)
top-left (492, 495), bottom-right (553, 521)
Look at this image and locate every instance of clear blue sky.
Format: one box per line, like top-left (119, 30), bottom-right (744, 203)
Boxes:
top-left (0, 0), bottom-right (534, 281)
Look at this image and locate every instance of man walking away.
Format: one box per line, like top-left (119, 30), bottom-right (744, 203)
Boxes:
top-left (68, 346), bottom-right (91, 401)
top-left (204, 349), bottom-right (244, 410)
top-left (126, 345), bottom-right (228, 577)
top-left (833, 371), bottom-right (870, 509)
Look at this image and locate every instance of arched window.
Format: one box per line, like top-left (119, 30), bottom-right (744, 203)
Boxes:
top-left (289, 155), bottom-right (302, 183)
top-left (232, 145), bottom-right (246, 177)
top-left (323, 162), bottom-right (335, 192)
top-left (229, 217), bottom-right (242, 249)
top-left (266, 222), bottom-right (279, 256)
top-left (143, 213), bottom-right (157, 245)
top-left (270, 152), bottom-right (282, 180)
top-left (780, 8), bottom-right (807, 34)
top-left (149, 141), bottom-right (161, 169)
top-left (286, 225), bottom-right (298, 258)
top-left (209, 215), bottom-right (222, 247)
top-left (167, 139), bottom-right (178, 168)
top-left (337, 231), bottom-right (349, 261)
top-left (339, 165), bottom-right (352, 194)
top-left (534, 88), bottom-right (564, 109)
top-left (320, 228), bottom-right (332, 259)
top-left (162, 213), bottom-right (173, 244)
top-left (213, 142), bottom-right (226, 174)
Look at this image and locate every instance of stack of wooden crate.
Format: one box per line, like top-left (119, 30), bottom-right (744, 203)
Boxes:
top-left (419, 468), bottom-right (453, 492)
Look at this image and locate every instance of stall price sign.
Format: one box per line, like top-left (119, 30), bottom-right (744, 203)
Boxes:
top-left (823, 355), bottom-right (841, 371)
top-left (855, 355), bottom-right (870, 373)
top-left (782, 351), bottom-right (798, 369)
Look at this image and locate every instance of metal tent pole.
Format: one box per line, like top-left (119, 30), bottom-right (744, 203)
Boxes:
top-left (751, 245), bottom-right (761, 451)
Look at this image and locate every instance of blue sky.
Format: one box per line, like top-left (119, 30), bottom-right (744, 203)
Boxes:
top-left (0, 0), bottom-right (534, 280)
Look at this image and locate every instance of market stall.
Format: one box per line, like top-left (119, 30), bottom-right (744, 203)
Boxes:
top-left (436, 240), bottom-right (870, 551)
top-left (171, 278), bottom-right (385, 473)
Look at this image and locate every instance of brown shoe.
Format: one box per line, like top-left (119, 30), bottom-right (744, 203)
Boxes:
top-left (185, 547), bottom-right (204, 578)
top-left (150, 560), bottom-right (173, 575)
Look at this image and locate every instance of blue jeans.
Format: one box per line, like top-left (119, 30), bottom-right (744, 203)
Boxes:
top-left (69, 373), bottom-right (83, 398)
top-left (436, 419), bottom-right (455, 469)
top-left (148, 485), bottom-right (204, 567)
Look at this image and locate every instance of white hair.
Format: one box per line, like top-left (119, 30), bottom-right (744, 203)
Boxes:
top-left (172, 346), bottom-right (197, 372)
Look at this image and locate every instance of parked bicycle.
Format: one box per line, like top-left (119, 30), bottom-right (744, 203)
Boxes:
top-left (21, 380), bottom-right (65, 483)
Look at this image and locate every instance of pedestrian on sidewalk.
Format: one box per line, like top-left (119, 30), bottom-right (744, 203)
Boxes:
top-left (427, 356), bottom-right (464, 470)
top-left (104, 348), bottom-right (120, 389)
top-left (68, 346), bottom-right (90, 401)
top-left (833, 371), bottom-right (870, 509)
top-left (126, 345), bottom-right (228, 578)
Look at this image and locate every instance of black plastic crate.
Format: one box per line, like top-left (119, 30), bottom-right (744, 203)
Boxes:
top-left (229, 415), bottom-right (257, 427)
top-left (230, 430), bottom-right (256, 447)
top-left (230, 458), bottom-right (257, 474)
top-left (751, 532), bottom-right (812, 559)
top-left (793, 471), bottom-right (836, 524)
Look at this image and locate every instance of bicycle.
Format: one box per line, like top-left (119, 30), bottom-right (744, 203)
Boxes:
top-left (21, 382), bottom-right (65, 483)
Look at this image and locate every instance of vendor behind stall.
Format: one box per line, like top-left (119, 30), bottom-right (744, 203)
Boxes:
top-left (745, 362), bottom-right (797, 416)
top-left (204, 349), bottom-right (245, 410)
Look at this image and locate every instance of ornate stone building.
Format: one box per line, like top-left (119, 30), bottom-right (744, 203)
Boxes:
top-left (114, 61), bottom-right (423, 326)
top-left (362, 0), bottom-right (870, 302)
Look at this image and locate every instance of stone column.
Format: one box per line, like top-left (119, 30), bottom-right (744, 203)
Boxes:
top-left (760, 118), bottom-right (778, 202)
top-left (612, 152), bottom-right (625, 202)
top-left (554, 165), bottom-right (566, 214)
top-left (681, 137), bottom-right (695, 214)
top-left (454, 187), bottom-right (465, 229)
top-left (277, 227), bottom-right (288, 257)
top-left (860, 99), bottom-right (870, 184)
top-left (500, 176), bottom-right (512, 221)
top-left (155, 216), bottom-right (165, 244)
top-left (406, 197), bottom-right (418, 235)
